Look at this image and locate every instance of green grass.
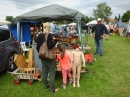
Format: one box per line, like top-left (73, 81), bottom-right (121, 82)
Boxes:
top-left (0, 34), bottom-right (130, 97)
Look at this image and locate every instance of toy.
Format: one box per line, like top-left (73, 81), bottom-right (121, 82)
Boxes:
top-left (8, 68), bottom-right (42, 85)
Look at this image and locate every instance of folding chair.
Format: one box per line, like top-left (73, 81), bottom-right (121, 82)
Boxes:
top-left (20, 42), bottom-right (29, 55)
top-left (14, 48), bottom-right (35, 68)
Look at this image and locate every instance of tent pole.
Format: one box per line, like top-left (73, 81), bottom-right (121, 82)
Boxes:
top-left (86, 28), bottom-right (88, 45)
top-left (17, 22), bottom-right (20, 43)
top-left (77, 21), bottom-right (83, 52)
top-left (20, 23), bottom-right (23, 42)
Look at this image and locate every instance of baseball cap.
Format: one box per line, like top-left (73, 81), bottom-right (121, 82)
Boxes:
top-left (97, 18), bottom-right (101, 21)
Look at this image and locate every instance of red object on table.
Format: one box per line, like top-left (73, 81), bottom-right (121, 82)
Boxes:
top-left (71, 43), bottom-right (79, 49)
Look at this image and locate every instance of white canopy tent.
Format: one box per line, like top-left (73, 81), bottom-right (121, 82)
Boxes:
top-left (68, 22), bottom-right (77, 25)
top-left (86, 20), bottom-right (97, 25)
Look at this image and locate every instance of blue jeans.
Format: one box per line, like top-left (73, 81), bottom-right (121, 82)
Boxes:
top-left (95, 39), bottom-right (103, 55)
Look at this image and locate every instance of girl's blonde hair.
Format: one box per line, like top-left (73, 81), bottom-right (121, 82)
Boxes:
top-left (43, 22), bottom-right (51, 33)
top-left (58, 44), bottom-right (66, 59)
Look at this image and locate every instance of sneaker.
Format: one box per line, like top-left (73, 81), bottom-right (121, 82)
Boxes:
top-left (51, 88), bottom-right (59, 93)
top-left (93, 53), bottom-right (98, 55)
top-left (100, 55), bottom-right (103, 56)
top-left (62, 85), bottom-right (66, 89)
top-left (69, 79), bottom-right (73, 84)
top-left (45, 84), bottom-right (50, 89)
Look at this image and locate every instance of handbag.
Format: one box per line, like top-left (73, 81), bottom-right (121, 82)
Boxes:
top-left (39, 33), bottom-right (55, 59)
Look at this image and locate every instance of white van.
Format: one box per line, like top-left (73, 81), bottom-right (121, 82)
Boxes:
top-left (0, 20), bottom-right (11, 29)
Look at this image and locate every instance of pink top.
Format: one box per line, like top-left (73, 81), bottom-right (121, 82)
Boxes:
top-left (57, 52), bottom-right (71, 69)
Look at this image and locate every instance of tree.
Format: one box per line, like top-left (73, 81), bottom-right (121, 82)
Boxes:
top-left (89, 17), bottom-right (95, 21)
top-left (114, 16), bottom-right (118, 20)
top-left (118, 14), bottom-right (121, 21)
top-left (93, 2), bottom-right (112, 21)
top-left (85, 16), bottom-right (95, 23)
top-left (122, 10), bottom-right (130, 22)
top-left (5, 16), bottom-right (14, 22)
top-left (85, 16), bottom-right (90, 23)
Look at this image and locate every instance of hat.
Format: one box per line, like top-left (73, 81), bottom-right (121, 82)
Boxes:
top-left (97, 18), bottom-right (101, 21)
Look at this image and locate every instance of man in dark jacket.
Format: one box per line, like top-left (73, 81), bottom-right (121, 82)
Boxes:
top-left (92, 18), bottom-right (108, 56)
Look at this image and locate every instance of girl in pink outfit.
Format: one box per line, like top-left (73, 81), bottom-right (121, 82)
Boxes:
top-left (57, 44), bottom-right (73, 89)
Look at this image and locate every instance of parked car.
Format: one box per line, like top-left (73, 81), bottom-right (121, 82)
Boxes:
top-left (0, 27), bottom-right (19, 73)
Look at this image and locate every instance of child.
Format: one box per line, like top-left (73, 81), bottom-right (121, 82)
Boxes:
top-left (57, 44), bottom-right (73, 89)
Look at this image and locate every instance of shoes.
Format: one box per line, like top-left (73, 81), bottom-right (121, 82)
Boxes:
top-left (69, 79), bottom-right (73, 84)
top-left (46, 84), bottom-right (50, 89)
top-left (94, 53), bottom-right (103, 56)
top-left (62, 85), bottom-right (66, 89)
top-left (51, 88), bottom-right (59, 93)
top-left (55, 88), bottom-right (59, 92)
top-left (100, 55), bottom-right (103, 56)
top-left (93, 53), bottom-right (98, 55)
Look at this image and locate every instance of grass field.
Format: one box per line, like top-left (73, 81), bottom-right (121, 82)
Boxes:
top-left (0, 34), bottom-right (130, 97)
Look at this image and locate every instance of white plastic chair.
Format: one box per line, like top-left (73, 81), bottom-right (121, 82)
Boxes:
top-left (20, 42), bottom-right (29, 55)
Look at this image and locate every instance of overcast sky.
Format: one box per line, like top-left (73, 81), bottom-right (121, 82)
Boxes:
top-left (0, 0), bottom-right (130, 20)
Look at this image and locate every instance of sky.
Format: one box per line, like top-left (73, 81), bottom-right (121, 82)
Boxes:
top-left (0, 0), bottom-right (130, 20)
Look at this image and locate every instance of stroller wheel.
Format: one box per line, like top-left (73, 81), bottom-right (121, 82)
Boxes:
top-left (14, 79), bottom-right (20, 85)
top-left (28, 79), bottom-right (33, 85)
